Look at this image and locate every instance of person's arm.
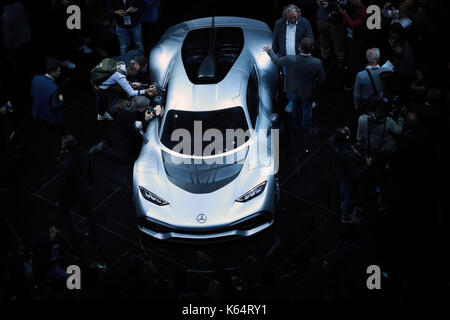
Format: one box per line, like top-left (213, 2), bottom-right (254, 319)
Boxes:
top-left (116, 73), bottom-right (146, 97)
top-left (304, 19), bottom-right (314, 41)
top-left (386, 116), bottom-right (404, 135)
top-left (317, 60), bottom-right (326, 85)
top-left (266, 48), bottom-right (288, 67)
top-left (356, 115), bottom-right (367, 146)
top-left (126, 0), bottom-right (139, 13)
top-left (50, 88), bottom-right (64, 110)
top-left (382, 6), bottom-right (395, 18)
top-left (354, 73), bottom-right (362, 107)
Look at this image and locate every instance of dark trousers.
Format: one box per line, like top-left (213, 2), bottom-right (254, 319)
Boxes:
top-left (35, 119), bottom-right (67, 168)
top-left (340, 179), bottom-right (356, 219)
top-left (285, 93), bottom-right (313, 138)
top-left (96, 88), bottom-right (120, 115)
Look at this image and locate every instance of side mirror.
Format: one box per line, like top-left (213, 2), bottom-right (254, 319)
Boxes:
top-left (134, 121), bottom-right (143, 130)
top-left (134, 121), bottom-right (148, 144)
top-left (270, 113), bottom-right (279, 123)
top-left (268, 113), bottom-right (279, 136)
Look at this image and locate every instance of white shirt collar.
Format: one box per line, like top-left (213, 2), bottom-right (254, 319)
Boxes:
top-left (286, 20), bottom-right (298, 25)
top-left (366, 65), bottom-right (380, 69)
top-left (300, 53), bottom-right (311, 57)
top-left (45, 74), bottom-right (54, 81)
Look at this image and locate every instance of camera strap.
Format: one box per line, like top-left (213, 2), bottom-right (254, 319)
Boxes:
top-left (366, 68), bottom-right (380, 98)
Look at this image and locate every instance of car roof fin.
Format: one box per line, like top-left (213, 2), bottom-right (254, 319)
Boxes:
top-left (197, 14), bottom-right (217, 81)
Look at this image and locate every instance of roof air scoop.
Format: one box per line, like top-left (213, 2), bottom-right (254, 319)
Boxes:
top-left (197, 16), bottom-right (217, 81)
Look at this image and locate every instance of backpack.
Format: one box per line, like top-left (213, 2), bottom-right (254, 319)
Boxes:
top-left (91, 58), bottom-right (126, 89)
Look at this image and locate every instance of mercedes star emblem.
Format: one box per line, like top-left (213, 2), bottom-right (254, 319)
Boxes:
top-left (196, 214), bottom-right (207, 224)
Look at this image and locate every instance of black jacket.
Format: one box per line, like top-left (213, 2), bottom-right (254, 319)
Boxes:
top-left (330, 137), bottom-right (368, 181)
top-left (107, 0), bottom-right (141, 28)
top-left (105, 107), bottom-right (148, 149)
top-left (57, 150), bottom-right (93, 204)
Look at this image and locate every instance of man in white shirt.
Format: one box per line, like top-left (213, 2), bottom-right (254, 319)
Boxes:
top-left (272, 4), bottom-right (314, 57)
top-left (272, 4), bottom-right (315, 115)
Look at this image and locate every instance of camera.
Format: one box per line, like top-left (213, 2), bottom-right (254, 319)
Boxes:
top-left (150, 82), bottom-right (166, 96)
top-left (147, 82), bottom-right (166, 114)
top-left (146, 107), bottom-right (157, 118)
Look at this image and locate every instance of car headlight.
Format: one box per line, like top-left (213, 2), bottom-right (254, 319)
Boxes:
top-left (139, 186), bottom-right (169, 206)
top-left (236, 181), bottom-right (267, 203)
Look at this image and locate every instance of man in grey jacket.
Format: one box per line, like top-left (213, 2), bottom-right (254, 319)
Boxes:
top-left (264, 38), bottom-right (325, 150)
top-left (356, 105), bottom-right (405, 157)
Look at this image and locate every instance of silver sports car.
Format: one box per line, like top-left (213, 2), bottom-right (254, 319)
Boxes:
top-left (133, 16), bottom-right (280, 240)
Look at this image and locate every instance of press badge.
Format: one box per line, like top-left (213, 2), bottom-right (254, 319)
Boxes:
top-left (124, 15), bottom-right (132, 25)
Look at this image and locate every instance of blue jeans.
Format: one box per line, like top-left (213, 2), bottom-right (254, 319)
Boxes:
top-left (285, 93), bottom-right (313, 137)
top-left (116, 23), bottom-right (144, 56)
top-left (340, 180), bottom-right (355, 219)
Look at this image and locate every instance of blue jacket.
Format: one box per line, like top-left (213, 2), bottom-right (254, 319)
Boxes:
top-left (31, 75), bottom-right (64, 125)
top-left (139, 0), bottom-right (160, 23)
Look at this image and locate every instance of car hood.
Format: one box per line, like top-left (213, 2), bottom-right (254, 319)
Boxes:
top-left (162, 147), bottom-right (248, 194)
top-left (134, 124), bottom-right (275, 228)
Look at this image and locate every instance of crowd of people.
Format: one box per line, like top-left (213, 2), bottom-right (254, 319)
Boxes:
top-left (1, 0), bottom-right (449, 300)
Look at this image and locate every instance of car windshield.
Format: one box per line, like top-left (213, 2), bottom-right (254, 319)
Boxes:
top-left (161, 107), bottom-right (250, 156)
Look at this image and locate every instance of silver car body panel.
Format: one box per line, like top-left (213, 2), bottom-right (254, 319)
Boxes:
top-left (133, 17), bottom-right (279, 240)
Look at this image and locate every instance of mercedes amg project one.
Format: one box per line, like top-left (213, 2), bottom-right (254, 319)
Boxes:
top-left (133, 17), bottom-right (280, 240)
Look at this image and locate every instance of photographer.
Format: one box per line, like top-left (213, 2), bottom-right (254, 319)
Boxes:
top-left (315, 1), bottom-right (346, 68)
top-left (96, 60), bottom-right (158, 121)
top-left (337, 0), bottom-right (367, 77)
top-left (330, 127), bottom-right (372, 223)
top-left (382, 1), bottom-right (414, 31)
top-left (356, 99), bottom-right (405, 195)
top-left (90, 96), bottom-right (163, 162)
top-left (129, 55), bottom-right (150, 86)
top-left (357, 99), bottom-right (405, 157)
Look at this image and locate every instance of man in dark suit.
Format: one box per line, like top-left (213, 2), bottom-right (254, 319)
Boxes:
top-left (272, 4), bottom-right (314, 57)
top-left (31, 58), bottom-right (66, 165)
top-left (264, 38), bottom-right (326, 152)
top-left (31, 58), bottom-right (64, 129)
